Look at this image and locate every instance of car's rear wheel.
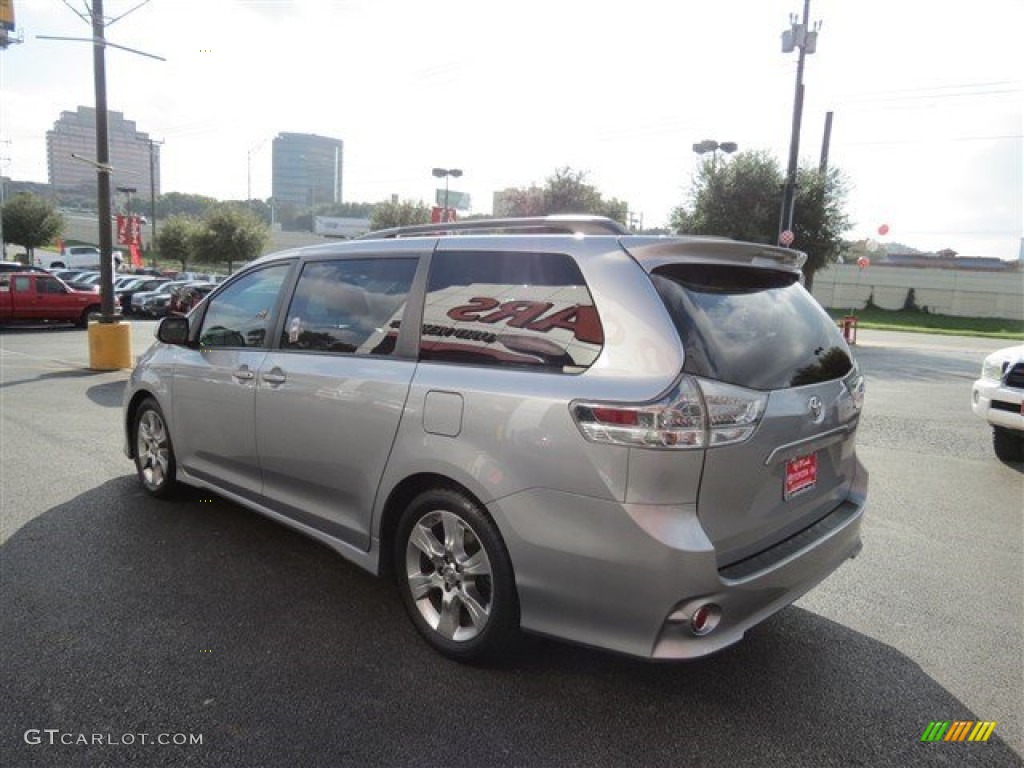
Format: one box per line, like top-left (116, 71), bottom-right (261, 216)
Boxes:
top-left (133, 399), bottom-right (179, 497)
top-left (993, 426), bottom-right (1023, 463)
top-left (395, 488), bottom-right (519, 663)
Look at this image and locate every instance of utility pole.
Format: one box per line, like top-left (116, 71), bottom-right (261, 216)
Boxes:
top-left (39, 0), bottom-right (165, 368)
top-left (819, 111), bottom-right (834, 174)
top-left (0, 141), bottom-right (10, 259)
top-left (149, 138), bottom-right (162, 254)
top-left (778, 0), bottom-right (821, 244)
top-left (92, 0), bottom-right (116, 320)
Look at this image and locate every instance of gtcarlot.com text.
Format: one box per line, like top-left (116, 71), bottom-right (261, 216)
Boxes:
top-left (24, 729), bottom-right (203, 746)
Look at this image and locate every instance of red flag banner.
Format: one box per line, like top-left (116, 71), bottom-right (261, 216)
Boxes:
top-left (130, 243), bottom-right (142, 268)
top-left (116, 216), bottom-right (143, 246)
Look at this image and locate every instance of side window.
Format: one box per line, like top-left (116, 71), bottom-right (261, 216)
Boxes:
top-left (13, 276), bottom-right (30, 292)
top-left (36, 277), bottom-right (65, 294)
top-left (198, 264), bottom-right (290, 349)
top-left (281, 258), bottom-right (417, 356)
top-left (421, 251), bottom-right (604, 373)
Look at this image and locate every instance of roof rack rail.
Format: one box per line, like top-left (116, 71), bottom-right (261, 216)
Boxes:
top-left (357, 215), bottom-right (629, 240)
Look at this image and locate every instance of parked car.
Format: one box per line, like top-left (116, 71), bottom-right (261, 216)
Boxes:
top-left (971, 344), bottom-right (1024, 462)
top-left (130, 280), bottom-right (191, 316)
top-left (34, 245), bottom-right (123, 271)
top-left (50, 269), bottom-right (94, 283)
top-left (115, 275), bottom-right (143, 290)
top-left (123, 216), bottom-right (868, 663)
top-left (118, 278), bottom-right (170, 314)
top-left (0, 262), bottom-right (51, 274)
top-left (68, 272), bottom-right (103, 289)
top-left (140, 292), bottom-right (173, 318)
top-left (174, 271), bottom-right (212, 282)
top-left (0, 271), bottom-right (107, 327)
top-left (169, 282), bottom-right (216, 315)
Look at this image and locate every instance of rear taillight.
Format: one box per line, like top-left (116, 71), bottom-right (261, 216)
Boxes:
top-left (571, 376), bottom-right (766, 450)
top-left (843, 368), bottom-right (865, 411)
top-left (701, 379), bottom-right (767, 446)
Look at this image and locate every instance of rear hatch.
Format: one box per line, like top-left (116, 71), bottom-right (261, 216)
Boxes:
top-left (644, 253), bottom-right (863, 568)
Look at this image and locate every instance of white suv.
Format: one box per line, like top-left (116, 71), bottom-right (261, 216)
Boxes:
top-left (971, 344), bottom-right (1024, 462)
top-left (35, 246), bottom-right (123, 270)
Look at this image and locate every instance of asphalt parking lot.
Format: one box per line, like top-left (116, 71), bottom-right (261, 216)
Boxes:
top-left (1, 322), bottom-right (1021, 767)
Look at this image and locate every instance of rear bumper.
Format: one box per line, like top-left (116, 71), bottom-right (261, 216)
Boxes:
top-left (491, 458), bottom-right (867, 660)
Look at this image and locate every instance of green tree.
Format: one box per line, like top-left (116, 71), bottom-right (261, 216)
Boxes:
top-left (158, 192), bottom-right (217, 219)
top-left (193, 204), bottom-right (269, 273)
top-left (1, 193), bottom-right (65, 261)
top-left (319, 201), bottom-right (376, 219)
top-left (370, 199), bottom-right (431, 230)
top-left (500, 167), bottom-right (630, 225)
top-left (155, 215), bottom-right (200, 271)
top-left (670, 150), bottom-right (850, 289)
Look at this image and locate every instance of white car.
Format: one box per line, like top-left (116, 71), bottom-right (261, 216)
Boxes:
top-left (971, 344), bottom-right (1024, 462)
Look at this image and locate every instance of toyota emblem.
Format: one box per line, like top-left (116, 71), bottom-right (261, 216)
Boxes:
top-left (808, 396), bottom-right (824, 423)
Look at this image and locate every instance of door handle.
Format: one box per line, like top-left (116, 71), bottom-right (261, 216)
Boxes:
top-left (232, 367), bottom-right (255, 381)
top-left (262, 369), bottom-right (286, 385)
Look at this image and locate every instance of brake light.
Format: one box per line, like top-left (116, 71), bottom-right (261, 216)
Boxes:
top-left (571, 376), bottom-right (766, 450)
top-left (843, 369), bottom-right (865, 411)
top-left (590, 407), bottom-right (639, 426)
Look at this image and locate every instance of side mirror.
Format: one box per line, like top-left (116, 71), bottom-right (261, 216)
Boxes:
top-left (157, 315), bottom-right (190, 345)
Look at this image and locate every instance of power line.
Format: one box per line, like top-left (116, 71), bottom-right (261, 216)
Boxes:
top-left (835, 80), bottom-right (1021, 99)
top-left (841, 134), bottom-right (1022, 147)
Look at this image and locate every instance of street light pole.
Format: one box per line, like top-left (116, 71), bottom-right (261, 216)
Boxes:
top-left (778, 0), bottom-right (820, 243)
top-left (431, 167), bottom-right (463, 220)
top-left (692, 140), bottom-right (738, 173)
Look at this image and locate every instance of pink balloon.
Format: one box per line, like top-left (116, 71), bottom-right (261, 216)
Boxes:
top-left (877, 224), bottom-right (890, 236)
top-left (857, 256), bottom-right (870, 269)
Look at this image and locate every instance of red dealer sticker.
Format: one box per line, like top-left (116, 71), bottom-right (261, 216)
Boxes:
top-left (784, 454), bottom-right (817, 499)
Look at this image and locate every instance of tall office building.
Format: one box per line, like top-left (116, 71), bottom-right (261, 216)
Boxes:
top-left (272, 132), bottom-right (343, 207)
top-left (46, 107), bottom-right (160, 198)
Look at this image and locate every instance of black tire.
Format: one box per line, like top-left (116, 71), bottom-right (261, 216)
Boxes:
top-left (77, 305), bottom-right (99, 328)
top-left (992, 427), bottom-right (1023, 463)
top-left (394, 488), bottom-right (519, 663)
top-left (132, 398), bottom-right (179, 497)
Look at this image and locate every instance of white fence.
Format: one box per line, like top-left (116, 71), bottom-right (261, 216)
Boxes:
top-left (811, 264), bottom-right (1024, 321)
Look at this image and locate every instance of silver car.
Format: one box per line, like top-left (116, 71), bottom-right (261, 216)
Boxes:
top-left (123, 216), bottom-right (868, 662)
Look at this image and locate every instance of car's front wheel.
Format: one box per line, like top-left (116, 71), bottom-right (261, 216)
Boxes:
top-left (395, 488), bottom-right (519, 663)
top-left (993, 426), bottom-right (1023, 463)
top-left (133, 398), bottom-right (179, 497)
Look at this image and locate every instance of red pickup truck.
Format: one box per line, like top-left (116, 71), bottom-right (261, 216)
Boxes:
top-left (0, 272), bottom-right (106, 328)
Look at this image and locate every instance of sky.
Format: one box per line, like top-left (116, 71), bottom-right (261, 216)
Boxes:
top-left (1, 0), bottom-right (1022, 260)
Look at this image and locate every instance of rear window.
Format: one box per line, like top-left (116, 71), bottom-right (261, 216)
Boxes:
top-left (421, 251), bottom-right (604, 373)
top-left (651, 264), bottom-right (852, 390)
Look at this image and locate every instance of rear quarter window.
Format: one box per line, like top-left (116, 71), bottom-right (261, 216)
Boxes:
top-left (421, 250), bottom-right (604, 373)
top-left (652, 263), bottom-right (852, 390)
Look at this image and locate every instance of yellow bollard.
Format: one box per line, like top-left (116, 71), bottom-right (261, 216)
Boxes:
top-left (87, 320), bottom-right (134, 370)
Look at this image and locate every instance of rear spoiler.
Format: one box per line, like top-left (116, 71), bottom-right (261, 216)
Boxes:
top-left (620, 236), bottom-right (807, 272)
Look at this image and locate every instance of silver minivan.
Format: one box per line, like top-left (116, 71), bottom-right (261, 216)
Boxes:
top-left (123, 216), bottom-right (867, 662)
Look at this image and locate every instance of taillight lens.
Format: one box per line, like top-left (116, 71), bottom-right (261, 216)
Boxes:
top-left (843, 368), bottom-right (865, 411)
top-left (701, 379), bottom-right (767, 446)
top-left (571, 376), bottom-right (766, 450)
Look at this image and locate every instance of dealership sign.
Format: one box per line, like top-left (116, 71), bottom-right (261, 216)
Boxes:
top-left (434, 189), bottom-right (471, 210)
